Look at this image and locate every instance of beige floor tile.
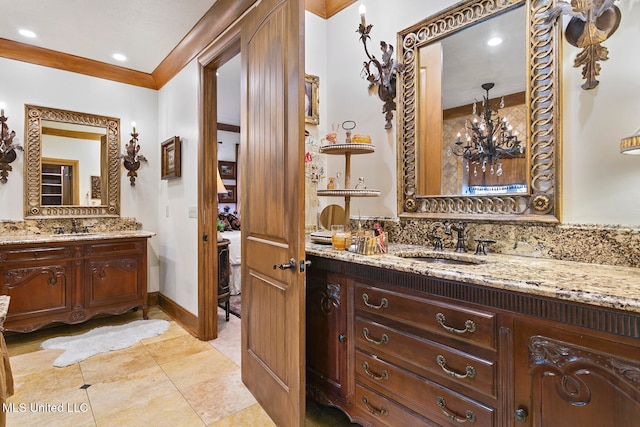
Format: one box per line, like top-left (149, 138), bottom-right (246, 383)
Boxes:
top-left (95, 388), bottom-right (205, 427)
top-left (182, 368), bottom-right (257, 425)
top-left (8, 349), bottom-right (62, 379)
top-left (208, 403), bottom-right (276, 427)
top-left (87, 364), bottom-right (177, 422)
top-left (9, 363), bottom-right (85, 403)
top-left (79, 342), bottom-right (158, 384)
top-left (144, 333), bottom-right (213, 365)
top-left (6, 387), bottom-right (95, 427)
top-left (141, 321), bottom-right (189, 345)
top-left (160, 348), bottom-right (238, 391)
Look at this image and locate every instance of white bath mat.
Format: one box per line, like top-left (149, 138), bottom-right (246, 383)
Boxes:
top-left (41, 319), bottom-right (170, 367)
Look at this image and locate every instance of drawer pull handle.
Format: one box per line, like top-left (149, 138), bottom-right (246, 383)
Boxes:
top-left (362, 361), bottom-right (388, 380)
top-left (436, 355), bottom-right (476, 379)
top-left (362, 396), bottom-right (389, 416)
top-left (362, 293), bottom-right (388, 310)
top-left (436, 396), bottom-right (476, 423)
top-left (436, 313), bottom-right (476, 335)
top-left (362, 327), bottom-right (388, 345)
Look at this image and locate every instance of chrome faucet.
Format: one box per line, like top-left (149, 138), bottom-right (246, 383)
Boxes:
top-left (444, 221), bottom-right (467, 253)
top-left (70, 218), bottom-right (79, 234)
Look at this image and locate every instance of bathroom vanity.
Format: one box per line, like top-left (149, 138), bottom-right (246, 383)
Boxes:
top-left (305, 245), bottom-right (640, 427)
top-left (0, 231), bottom-right (153, 333)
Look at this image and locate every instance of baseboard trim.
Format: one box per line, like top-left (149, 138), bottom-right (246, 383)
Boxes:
top-left (157, 293), bottom-right (199, 339)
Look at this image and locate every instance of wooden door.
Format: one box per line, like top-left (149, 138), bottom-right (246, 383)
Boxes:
top-left (240, 0), bottom-right (306, 426)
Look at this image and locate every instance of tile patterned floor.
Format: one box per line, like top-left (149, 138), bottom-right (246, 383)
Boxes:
top-left (4, 307), bottom-right (358, 426)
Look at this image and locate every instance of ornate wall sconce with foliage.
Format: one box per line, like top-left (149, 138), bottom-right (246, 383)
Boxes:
top-left (0, 103), bottom-right (23, 184)
top-left (547, 0), bottom-right (622, 90)
top-left (356, 3), bottom-right (404, 129)
top-left (119, 122), bottom-right (147, 186)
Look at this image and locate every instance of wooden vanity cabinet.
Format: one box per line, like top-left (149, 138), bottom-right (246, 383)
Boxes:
top-left (306, 262), bottom-right (355, 415)
top-left (1, 237), bottom-right (149, 333)
top-left (306, 255), bottom-right (640, 427)
top-left (512, 317), bottom-right (640, 427)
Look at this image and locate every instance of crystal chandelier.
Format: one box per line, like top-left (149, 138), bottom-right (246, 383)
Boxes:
top-left (449, 83), bottom-right (524, 177)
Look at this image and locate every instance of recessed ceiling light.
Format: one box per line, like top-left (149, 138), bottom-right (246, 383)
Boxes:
top-left (19, 29), bottom-right (37, 38)
top-left (487, 37), bottom-right (503, 47)
top-left (112, 53), bottom-right (127, 62)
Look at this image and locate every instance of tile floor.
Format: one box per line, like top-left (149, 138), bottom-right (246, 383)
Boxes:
top-left (4, 307), bottom-right (358, 426)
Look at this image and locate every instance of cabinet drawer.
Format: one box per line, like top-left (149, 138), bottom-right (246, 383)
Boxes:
top-left (85, 240), bottom-right (144, 256)
top-left (354, 382), bottom-right (440, 427)
top-left (355, 282), bottom-right (496, 350)
top-left (356, 350), bottom-right (495, 427)
top-left (0, 245), bottom-right (73, 263)
top-left (356, 317), bottom-right (496, 397)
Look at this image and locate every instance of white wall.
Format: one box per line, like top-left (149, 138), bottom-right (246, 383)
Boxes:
top-left (156, 59), bottom-right (201, 315)
top-left (0, 57), bottom-right (160, 290)
top-left (322, 0), bottom-right (640, 226)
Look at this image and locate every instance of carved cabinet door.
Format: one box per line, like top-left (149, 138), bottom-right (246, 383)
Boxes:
top-left (306, 269), bottom-right (352, 407)
top-left (513, 320), bottom-right (640, 427)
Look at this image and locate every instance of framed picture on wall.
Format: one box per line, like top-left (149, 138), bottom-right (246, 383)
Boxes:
top-left (218, 185), bottom-right (236, 203)
top-left (161, 136), bottom-right (181, 179)
top-left (305, 73), bottom-right (319, 125)
top-left (218, 161), bottom-right (236, 179)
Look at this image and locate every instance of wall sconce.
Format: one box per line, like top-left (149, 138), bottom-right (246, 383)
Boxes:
top-left (0, 103), bottom-right (23, 184)
top-left (620, 127), bottom-right (640, 155)
top-left (356, 3), bottom-right (404, 129)
top-left (119, 121), bottom-right (147, 186)
top-left (546, 0), bottom-right (621, 90)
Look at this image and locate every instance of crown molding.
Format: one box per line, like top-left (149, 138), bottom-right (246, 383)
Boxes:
top-left (0, 37), bottom-right (157, 89)
top-left (0, 0), bottom-right (357, 89)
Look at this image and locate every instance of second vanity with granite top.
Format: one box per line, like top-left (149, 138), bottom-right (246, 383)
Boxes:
top-left (305, 243), bottom-right (640, 427)
top-left (0, 230), bottom-right (154, 333)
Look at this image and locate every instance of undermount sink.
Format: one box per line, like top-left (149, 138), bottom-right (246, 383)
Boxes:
top-left (404, 256), bottom-right (479, 266)
top-left (395, 251), bottom-right (486, 266)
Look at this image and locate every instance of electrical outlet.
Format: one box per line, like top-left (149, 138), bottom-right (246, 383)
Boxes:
top-left (188, 206), bottom-right (197, 218)
top-left (165, 206), bottom-right (170, 217)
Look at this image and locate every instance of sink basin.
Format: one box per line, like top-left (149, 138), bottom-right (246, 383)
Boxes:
top-left (395, 251), bottom-right (485, 266)
top-left (403, 256), bottom-right (479, 266)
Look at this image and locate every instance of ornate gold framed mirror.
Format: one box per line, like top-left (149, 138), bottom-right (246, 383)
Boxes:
top-left (397, 0), bottom-right (560, 222)
top-left (24, 105), bottom-right (121, 218)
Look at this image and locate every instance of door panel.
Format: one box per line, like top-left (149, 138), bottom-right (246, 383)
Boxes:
top-left (240, 0), bottom-right (305, 426)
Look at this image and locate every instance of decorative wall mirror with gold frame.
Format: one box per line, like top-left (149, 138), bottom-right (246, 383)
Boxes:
top-left (397, 0), bottom-right (560, 223)
top-left (24, 105), bottom-right (120, 218)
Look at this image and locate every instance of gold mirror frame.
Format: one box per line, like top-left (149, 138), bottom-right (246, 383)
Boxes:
top-left (24, 105), bottom-right (121, 218)
top-left (397, 0), bottom-right (560, 222)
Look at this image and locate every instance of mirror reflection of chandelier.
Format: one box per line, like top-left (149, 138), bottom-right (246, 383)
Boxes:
top-left (449, 82), bottom-right (524, 177)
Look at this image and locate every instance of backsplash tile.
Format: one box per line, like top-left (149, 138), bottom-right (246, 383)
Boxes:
top-left (0, 217), bottom-right (141, 236)
top-left (353, 218), bottom-right (640, 268)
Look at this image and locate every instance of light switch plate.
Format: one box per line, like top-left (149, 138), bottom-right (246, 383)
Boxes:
top-left (188, 206), bottom-right (197, 218)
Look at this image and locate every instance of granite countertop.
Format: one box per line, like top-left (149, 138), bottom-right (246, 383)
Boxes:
top-left (0, 230), bottom-right (156, 246)
top-left (306, 242), bottom-right (640, 314)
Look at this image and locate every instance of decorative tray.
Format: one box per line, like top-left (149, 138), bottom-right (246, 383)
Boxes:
top-left (317, 189), bottom-right (381, 197)
top-left (309, 230), bottom-right (332, 244)
top-left (320, 144), bottom-right (375, 155)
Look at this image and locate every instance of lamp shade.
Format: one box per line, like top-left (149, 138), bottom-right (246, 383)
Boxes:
top-left (217, 168), bottom-right (228, 194)
top-left (620, 129), bottom-right (640, 155)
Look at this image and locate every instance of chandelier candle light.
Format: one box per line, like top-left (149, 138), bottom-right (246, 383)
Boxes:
top-left (450, 83), bottom-right (524, 177)
top-left (0, 102), bottom-right (23, 184)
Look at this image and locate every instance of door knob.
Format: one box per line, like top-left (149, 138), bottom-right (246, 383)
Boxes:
top-left (514, 407), bottom-right (528, 423)
top-left (273, 258), bottom-right (296, 270)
